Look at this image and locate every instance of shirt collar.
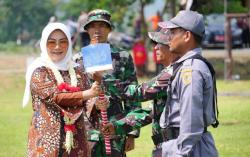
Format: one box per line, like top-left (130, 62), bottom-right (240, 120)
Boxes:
top-left (175, 47), bottom-right (202, 64)
top-left (162, 65), bottom-right (173, 75)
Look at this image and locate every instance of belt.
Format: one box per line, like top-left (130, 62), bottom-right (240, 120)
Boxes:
top-left (151, 127), bottom-right (179, 146)
top-left (203, 127), bottom-right (207, 133)
top-left (151, 127), bottom-right (207, 146)
top-left (161, 127), bottom-right (179, 142)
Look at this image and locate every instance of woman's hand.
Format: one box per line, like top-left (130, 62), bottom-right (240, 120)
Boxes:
top-left (95, 95), bottom-right (109, 111)
top-left (90, 81), bottom-right (102, 96)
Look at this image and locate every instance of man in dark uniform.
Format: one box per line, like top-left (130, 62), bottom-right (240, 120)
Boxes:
top-left (159, 10), bottom-right (219, 157)
top-left (74, 9), bottom-right (141, 157)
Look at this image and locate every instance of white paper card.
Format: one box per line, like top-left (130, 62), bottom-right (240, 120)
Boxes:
top-left (81, 43), bottom-right (113, 72)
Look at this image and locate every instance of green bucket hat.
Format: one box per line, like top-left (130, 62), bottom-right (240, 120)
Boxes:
top-left (83, 9), bottom-right (113, 30)
top-left (148, 28), bottom-right (171, 45)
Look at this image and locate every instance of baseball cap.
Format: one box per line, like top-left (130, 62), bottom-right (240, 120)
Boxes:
top-left (83, 9), bottom-right (113, 30)
top-left (159, 10), bottom-right (205, 37)
top-left (148, 28), bottom-right (171, 45)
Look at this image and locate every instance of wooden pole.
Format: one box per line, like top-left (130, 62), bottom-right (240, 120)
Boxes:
top-left (224, 16), bottom-right (233, 80)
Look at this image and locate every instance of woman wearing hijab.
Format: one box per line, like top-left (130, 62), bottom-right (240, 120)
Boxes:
top-left (23, 23), bottom-right (103, 157)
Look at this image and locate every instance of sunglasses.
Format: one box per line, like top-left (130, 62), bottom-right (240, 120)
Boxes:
top-left (47, 38), bottom-right (69, 49)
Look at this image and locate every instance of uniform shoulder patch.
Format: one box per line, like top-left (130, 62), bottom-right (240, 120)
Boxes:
top-left (181, 68), bottom-right (192, 85)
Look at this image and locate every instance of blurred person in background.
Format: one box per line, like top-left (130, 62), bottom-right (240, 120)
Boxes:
top-left (132, 37), bottom-right (147, 77)
top-left (149, 11), bottom-right (164, 75)
top-left (77, 11), bottom-right (90, 47)
top-left (66, 16), bottom-right (78, 49)
top-left (148, 11), bottom-right (162, 31)
top-left (133, 14), bottom-right (142, 39)
top-left (237, 18), bottom-right (250, 47)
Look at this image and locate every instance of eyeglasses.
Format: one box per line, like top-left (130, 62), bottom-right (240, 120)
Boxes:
top-left (47, 38), bottom-right (69, 49)
top-left (169, 28), bottom-right (187, 39)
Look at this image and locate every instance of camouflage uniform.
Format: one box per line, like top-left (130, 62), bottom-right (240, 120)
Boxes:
top-left (101, 27), bottom-right (174, 157)
top-left (74, 44), bottom-right (141, 157)
top-left (105, 66), bottom-right (172, 157)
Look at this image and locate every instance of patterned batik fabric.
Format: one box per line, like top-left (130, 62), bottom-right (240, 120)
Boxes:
top-left (27, 66), bottom-right (90, 157)
top-left (75, 45), bottom-right (141, 157)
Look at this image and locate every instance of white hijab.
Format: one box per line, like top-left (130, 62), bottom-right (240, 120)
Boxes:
top-left (22, 22), bottom-right (76, 107)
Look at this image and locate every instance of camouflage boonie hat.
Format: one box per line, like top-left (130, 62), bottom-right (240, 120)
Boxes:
top-left (83, 9), bottom-right (113, 30)
top-left (148, 28), bottom-right (171, 45)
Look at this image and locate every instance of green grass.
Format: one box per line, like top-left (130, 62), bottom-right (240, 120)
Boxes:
top-left (127, 78), bottom-right (250, 157)
top-left (0, 42), bottom-right (38, 55)
top-left (217, 80), bottom-right (250, 93)
top-left (0, 74), bottom-right (250, 157)
top-left (0, 74), bottom-right (31, 157)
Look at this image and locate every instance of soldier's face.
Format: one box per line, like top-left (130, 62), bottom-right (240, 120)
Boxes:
top-left (154, 43), bottom-right (171, 66)
top-left (87, 21), bottom-right (111, 44)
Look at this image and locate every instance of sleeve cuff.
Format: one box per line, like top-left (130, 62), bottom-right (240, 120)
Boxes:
top-left (127, 130), bottom-right (140, 138)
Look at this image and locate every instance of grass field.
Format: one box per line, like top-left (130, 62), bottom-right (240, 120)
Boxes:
top-left (0, 72), bottom-right (250, 157)
top-left (127, 79), bottom-right (250, 157)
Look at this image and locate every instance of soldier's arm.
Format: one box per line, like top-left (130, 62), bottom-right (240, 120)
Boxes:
top-left (122, 52), bottom-right (142, 137)
top-left (124, 71), bottom-right (169, 101)
top-left (104, 108), bottom-right (152, 136)
top-left (105, 70), bottom-right (169, 102)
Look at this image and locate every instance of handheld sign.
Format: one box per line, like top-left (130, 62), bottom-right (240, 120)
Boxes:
top-left (81, 43), bottom-right (113, 72)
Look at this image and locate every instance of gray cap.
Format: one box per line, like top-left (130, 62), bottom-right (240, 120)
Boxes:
top-left (148, 28), bottom-right (171, 45)
top-left (159, 10), bottom-right (205, 37)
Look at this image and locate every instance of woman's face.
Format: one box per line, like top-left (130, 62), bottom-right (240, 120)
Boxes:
top-left (46, 29), bottom-right (69, 62)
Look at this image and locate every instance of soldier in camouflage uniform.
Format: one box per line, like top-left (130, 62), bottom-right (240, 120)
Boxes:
top-left (74, 9), bottom-right (141, 157)
top-left (102, 28), bottom-right (179, 157)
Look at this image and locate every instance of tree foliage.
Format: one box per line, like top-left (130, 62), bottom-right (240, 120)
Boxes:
top-left (61, 0), bottom-right (135, 27)
top-left (197, 0), bottom-right (248, 14)
top-left (0, 0), bottom-right (57, 43)
top-left (0, 0), bottom-right (248, 43)
top-left (61, 0), bottom-right (155, 31)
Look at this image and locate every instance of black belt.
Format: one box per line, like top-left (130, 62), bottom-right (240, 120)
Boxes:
top-left (151, 127), bottom-right (207, 146)
top-left (151, 127), bottom-right (179, 146)
top-left (161, 127), bottom-right (179, 142)
top-left (204, 127), bottom-right (207, 133)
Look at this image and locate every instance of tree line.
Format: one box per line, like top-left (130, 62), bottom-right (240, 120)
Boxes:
top-left (0, 0), bottom-right (248, 43)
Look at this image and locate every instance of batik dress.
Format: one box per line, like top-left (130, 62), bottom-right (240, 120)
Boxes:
top-left (27, 66), bottom-right (90, 157)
